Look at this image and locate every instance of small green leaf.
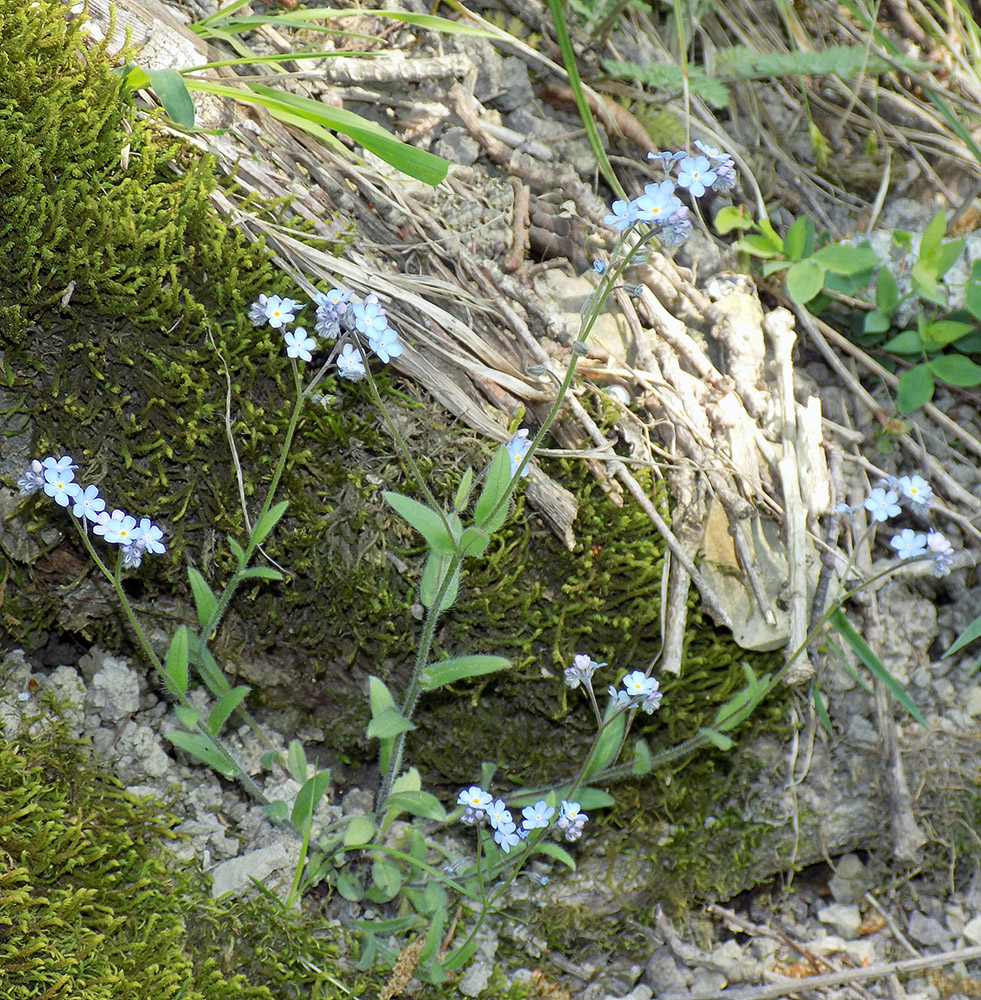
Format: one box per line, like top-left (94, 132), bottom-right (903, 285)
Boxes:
top-left (287, 739), bottom-right (308, 784)
top-left (175, 704), bottom-right (200, 731)
top-left (420, 655), bottom-right (510, 691)
top-left (935, 238), bottom-right (965, 279)
top-left (582, 710), bottom-right (625, 780)
top-left (390, 768), bottom-right (422, 795)
top-left (911, 261), bottom-right (946, 306)
top-left (740, 233), bottom-right (782, 259)
top-left (565, 787), bottom-right (614, 809)
top-left (163, 626), bottom-right (189, 696)
top-left (335, 870), bottom-right (364, 901)
top-left (474, 447), bottom-right (512, 529)
top-left (145, 68), bottom-right (196, 129)
top-left (458, 525), bottom-right (490, 557)
top-left (864, 310), bottom-right (893, 335)
top-left (263, 800), bottom-right (288, 822)
top-left (251, 500), bottom-right (288, 547)
top-left (785, 258), bottom-right (825, 303)
top-left (917, 208), bottom-right (947, 265)
top-left (187, 567), bottom-right (218, 632)
top-left (944, 613), bottom-right (981, 658)
top-left (291, 769), bottom-right (331, 827)
top-left (532, 841), bottom-right (576, 869)
top-left (166, 731), bottom-right (237, 776)
top-left (207, 685), bottom-right (250, 735)
top-left (812, 243), bottom-right (880, 275)
top-left (367, 707), bottom-right (416, 739)
top-left (368, 676), bottom-right (397, 716)
top-left (922, 320), bottom-right (975, 345)
top-left (383, 491), bottom-right (457, 554)
top-left (368, 858), bottom-right (401, 901)
top-left (965, 260), bottom-right (981, 319)
top-left (384, 790), bottom-right (448, 822)
top-left (896, 363), bottom-right (935, 413)
top-left (811, 681), bottom-right (833, 737)
top-left (632, 739), bottom-right (652, 776)
top-left (714, 204), bottom-right (752, 234)
top-left (882, 330), bottom-right (923, 354)
top-left (929, 353), bottom-right (981, 387)
top-left (453, 467), bottom-right (474, 511)
top-left (699, 727), bottom-right (735, 751)
top-left (343, 814), bottom-right (377, 847)
top-left (419, 551), bottom-right (460, 611)
top-left (875, 266), bottom-right (899, 314)
top-left (830, 609), bottom-right (926, 725)
top-left (227, 536), bottom-right (247, 565)
top-left (783, 215), bottom-right (815, 261)
top-left (238, 567), bottom-right (285, 581)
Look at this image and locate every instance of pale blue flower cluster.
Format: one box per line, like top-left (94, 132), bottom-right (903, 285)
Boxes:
top-left (608, 669), bottom-right (663, 715)
top-left (456, 786), bottom-right (585, 850)
top-left (505, 429), bottom-right (532, 478)
top-left (18, 455), bottom-right (165, 569)
top-left (564, 653), bottom-right (605, 689)
top-left (836, 473), bottom-right (954, 576)
top-left (249, 286), bottom-right (403, 381)
top-left (602, 143), bottom-right (736, 245)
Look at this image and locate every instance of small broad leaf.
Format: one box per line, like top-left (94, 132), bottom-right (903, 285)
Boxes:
top-left (383, 491), bottom-right (456, 554)
top-left (251, 500), bottom-right (288, 547)
top-left (929, 353), bottom-right (981, 387)
top-left (238, 566), bottom-right (285, 581)
top-left (391, 768), bottom-right (422, 795)
top-left (343, 814), bottom-right (377, 847)
top-left (187, 567), bottom-right (218, 632)
top-left (420, 655), bottom-right (510, 691)
top-left (384, 790), bottom-right (447, 822)
top-left (935, 238), bottom-right (965, 279)
top-left (812, 242), bottom-right (880, 275)
top-left (367, 706), bottom-right (416, 739)
top-left (474, 447), bottom-right (512, 529)
top-left (368, 858), bottom-right (401, 901)
top-left (917, 208), bottom-right (946, 265)
top-left (175, 704), bottom-right (200, 731)
top-left (921, 320), bottom-right (975, 345)
top-left (207, 685), bottom-right (250, 735)
top-left (287, 739), bottom-right (308, 784)
top-left (714, 204), bottom-right (752, 234)
top-left (531, 841), bottom-right (576, 869)
top-left (368, 675), bottom-right (397, 716)
top-left (783, 215), bottom-right (815, 261)
top-left (291, 768), bottom-right (332, 827)
top-left (335, 870), bottom-right (364, 901)
top-left (263, 799), bottom-right (289, 822)
top-left (145, 68), bottom-right (195, 129)
top-left (785, 258), bottom-right (825, 303)
top-left (896, 363), bottom-right (935, 413)
top-left (882, 330), bottom-right (923, 354)
top-left (830, 609), bottom-right (926, 725)
top-left (875, 266), bottom-right (899, 314)
top-left (563, 787), bottom-right (614, 810)
top-left (911, 261), bottom-right (946, 306)
top-left (864, 310), bottom-right (893, 335)
top-left (740, 232), bottom-right (782, 259)
top-left (163, 626), bottom-right (189, 696)
top-left (166, 731), bottom-right (237, 776)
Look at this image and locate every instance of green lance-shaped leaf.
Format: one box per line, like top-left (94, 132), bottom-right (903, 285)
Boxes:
top-left (227, 536), bottom-right (247, 566)
top-left (419, 551), bottom-right (460, 611)
top-left (383, 790), bottom-right (448, 822)
top-left (175, 704), bottom-right (200, 731)
top-left (251, 500), bottom-right (289, 547)
top-left (420, 655), bottom-right (510, 691)
top-left (453, 467), bottom-right (474, 511)
top-left (582, 710), bottom-right (626, 780)
top-left (166, 731), bottom-right (237, 777)
top-left (207, 685), bottom-right (251, 735)
top-left (290, 768), bottom-right (332, 827)
top-left (532, 840), bottom-right (576, 869)
top-left (383, 491), bottom-right (457, 555)
top-left (812, 242), bottom-right (880, 275)
top-left (783, 215), bottom-right (815, 261)
top-left (473, 447), bottom-right (512, 530)
top-left (830, 609), bottom-right (926, 725)
top-left (187, 567), bottom-right (218, 632)
top-left (146, 68), bottom-right (195, 129)
top-left (163, 626), bottom-right (190, 696)
top-left (238, 566), bottom-right (285, 581)
top-left (367, 707), bottom-right (416, 739)
top-left (287, 739), bottom-right (308, 784)
top-left (944, 612), bottom-right (981, 659)
top-left (632, 738), bottom-right (652, 776)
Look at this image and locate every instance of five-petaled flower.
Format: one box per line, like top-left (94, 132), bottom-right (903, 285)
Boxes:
top-left (864, 487), bottom-right (901, 522)
top-left (505, 429), bottom-right (532, 478)
top-left (889, 528), bottom-right (928, 559)
top-left (264, 295), bottom-right (299, 329)
top-left (336, 343), bottom-right (366, 381)
top-left (521, 801), bottom-right (554, 830)
top-left (71, 484), bottom-right (106, 522)
top-left (898, 475), bottom-right (932, 508)
top-left (43, 466), bottom-right (80, 508)
top-left (284, 327), bottom-right (317, 363)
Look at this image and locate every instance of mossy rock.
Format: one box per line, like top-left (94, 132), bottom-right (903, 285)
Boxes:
top-left (0, 726), bottom-right (386, 999)
top-left (0, 0), bottom-right (782, 793)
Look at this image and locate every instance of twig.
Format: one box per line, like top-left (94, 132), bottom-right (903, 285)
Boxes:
top-left (659, 946), bottom-right (981, 1000)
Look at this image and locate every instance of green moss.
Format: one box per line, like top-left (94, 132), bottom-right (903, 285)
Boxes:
top-left (0, 728), bottom-right (381, 999)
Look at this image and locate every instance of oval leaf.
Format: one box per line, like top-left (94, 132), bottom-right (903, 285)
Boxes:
top-left (896, 363), bottom-right (935, 413)
top-left (785, 258), bottom-right (825, 303)
top-left (384, 790), bottom-right (448, 822)
top-left (343, 814), bottom-right (377, 847)
top-left (929, 353), bottom-right (981, 387)
top-left (383, 491), bottom-right (456, 554)
top-left (187, 567), bottom-right (218, 632)
top-left (367, 706), bottom-right (416, 739)
top-left (291, 769), bottom-right (331, 826)
top-left (145, 67), bottom-right (196, 129)
top-left (287, 739), bottom-right (308, 784)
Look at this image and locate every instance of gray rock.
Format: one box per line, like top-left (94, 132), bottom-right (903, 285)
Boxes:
top-left (210, 844), bottom-right (291, 899)
top-left (908, 910), bottom-right (950, 947)
top-left (963, 915), bottom-right (981, 945)
top-left (818, 902), bottom-right (862, 939)
top-left (644, 945), bottom-right (688, 994)
top-left (433, 127), bottom-right (479, 167)
top-left (113, 723), bottom-right (173, 783)
top-left (86, 656), bottom-right (140, 719)
top-left (829, 853), bottom-right (867, 905)
top-left (496, 56), bottom-right (534, 112)
top-left (458, 960), bottom-right (492, 997)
